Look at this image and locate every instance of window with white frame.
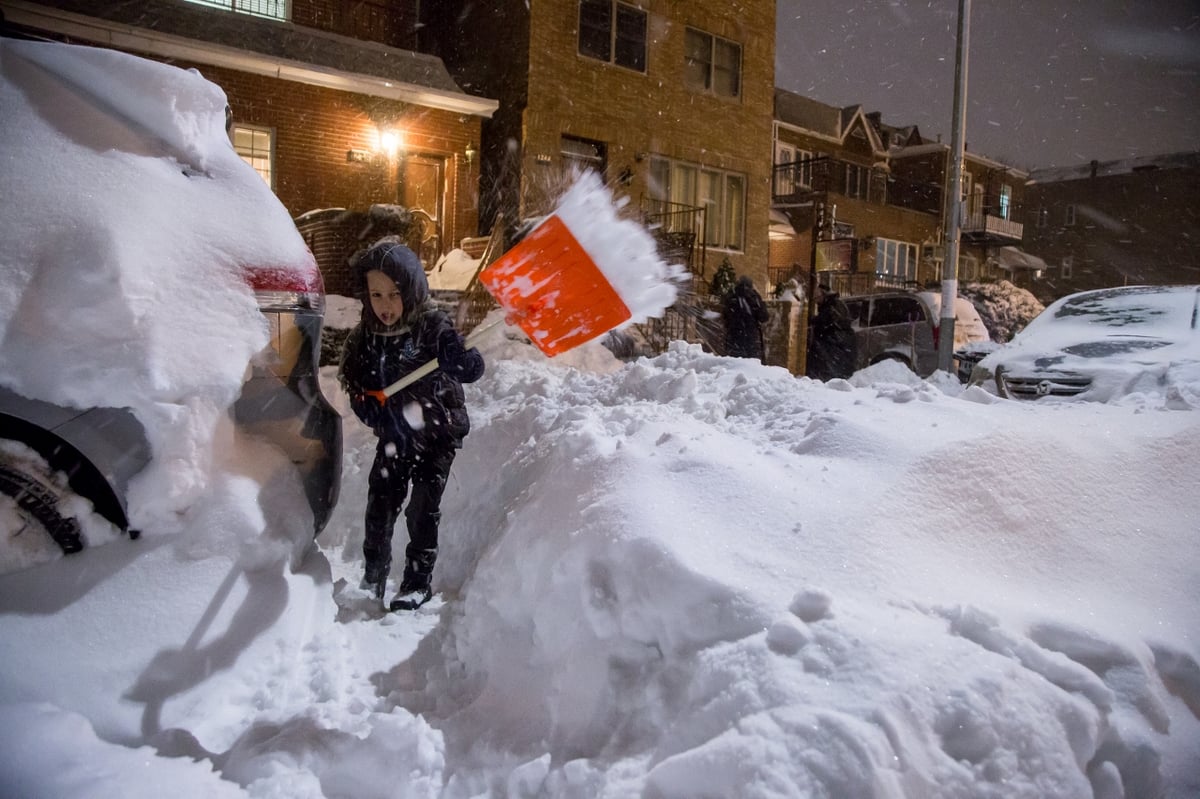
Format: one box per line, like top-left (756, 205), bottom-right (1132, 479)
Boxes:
top-left (231, 124), bottom-right (273, 188)
top-left (796, 149), bottom-right (814, 188)
top-left (683, 27), bottom-right (741, 98)
top-left (999, 184), bottom-right (1013, 220)
top-left (844, 163), bottom-right (869, 199)
top-left (1065, 204), bottom-right (1077, 226)
top-left (875, 238), bottom-right (918, 283)
top-left (579, 0), bottom-right (647, 72)
top-left (184, 0), bottom-right (288, 20)
top-left (774, 142), bottom-right (796, 196)
top-left (649, 156), bottom-right (745, 251)
top-left (1061, 256), bottom-right (1074, 279)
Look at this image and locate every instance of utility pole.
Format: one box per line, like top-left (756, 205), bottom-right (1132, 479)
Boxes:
top-left (938, 0), bottom-right (971, 373)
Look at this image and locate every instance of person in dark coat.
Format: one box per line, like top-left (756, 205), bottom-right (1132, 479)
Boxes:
top-left (338, 237), bottom-right (485, 611)
top-left (807, 283), bottom-right (858, 381)
top-left (722, 275), bottom-right (769, 361)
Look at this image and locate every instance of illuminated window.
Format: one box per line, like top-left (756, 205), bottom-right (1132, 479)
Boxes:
top-left (579, 0), bottom-right (646, 72)
top-left (875, 238), bottom-right (918, 283)
top-left (183, 0), bottom-right (288, 20)
top-left (684, 28), bottom-right (741, 98)
top-left (649, 157), bottom-right (745, 251)
top-left (231, 124), bottom-right (274, 188)
top-left (999, 184), bottom-right (1013, 220)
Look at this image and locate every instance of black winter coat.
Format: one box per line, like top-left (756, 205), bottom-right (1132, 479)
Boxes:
top-left (808, 294), bottom-right (858, 381)
top-left (338, 307), bottom-right (475, 451)
top-left (722, 279), bottom-right (769, 360)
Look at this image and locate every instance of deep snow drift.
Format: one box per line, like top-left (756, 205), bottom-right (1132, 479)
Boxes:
top-left (2, 310), bottom-right (1198, 798)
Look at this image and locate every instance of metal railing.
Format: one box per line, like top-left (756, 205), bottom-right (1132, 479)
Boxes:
top-left (641, 199), bottom-right (708, 279)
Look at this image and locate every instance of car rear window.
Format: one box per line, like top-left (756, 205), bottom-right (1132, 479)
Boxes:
top-left (870, 296), bottom-right (926, 327)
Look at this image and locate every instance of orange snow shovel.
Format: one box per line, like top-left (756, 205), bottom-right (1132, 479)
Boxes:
top-left (365, 214), bottom-right (632, 403)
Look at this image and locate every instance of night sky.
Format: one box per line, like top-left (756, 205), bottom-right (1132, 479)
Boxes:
top-left (775, 0), bottom-right (1200, 170)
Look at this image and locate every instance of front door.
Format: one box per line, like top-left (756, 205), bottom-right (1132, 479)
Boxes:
top-left (400, 154), bottom-right (445, 267)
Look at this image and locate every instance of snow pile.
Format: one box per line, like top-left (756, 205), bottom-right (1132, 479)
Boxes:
top-left (2, 314), bottom-right (1199, 798)
top-left (428, 248), bottom-right (482, 293)
top-left (962, 281), bottom-right (1045, 342)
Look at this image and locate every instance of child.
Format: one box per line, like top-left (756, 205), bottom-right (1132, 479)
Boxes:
top-left (337, 237), bottom-right (485, 610)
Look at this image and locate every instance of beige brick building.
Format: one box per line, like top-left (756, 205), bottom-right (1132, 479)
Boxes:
top-left (425, 0), bottom-right (777, 289)
top-left (770, 88), bottom-right (1032, 297)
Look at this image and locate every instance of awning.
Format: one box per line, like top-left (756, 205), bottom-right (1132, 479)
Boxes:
top-left (993, 246), bottom-right (1048, 271)
top-left (769, 208), bottom-right (797, 240)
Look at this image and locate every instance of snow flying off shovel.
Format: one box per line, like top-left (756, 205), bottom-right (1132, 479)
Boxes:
top-left (365, 213), bottom-right (633, 403)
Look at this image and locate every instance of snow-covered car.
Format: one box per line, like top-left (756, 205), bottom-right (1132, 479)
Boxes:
top-left (0, 39), bottom-right (340, 560)
top-left (967, 284), bottom-right (1200, 402)
top-left (840, 290), bottom-right (991, 377)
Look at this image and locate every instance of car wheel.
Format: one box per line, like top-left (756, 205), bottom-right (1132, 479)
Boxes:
top-left (0, 455), bottom-right (84, 555)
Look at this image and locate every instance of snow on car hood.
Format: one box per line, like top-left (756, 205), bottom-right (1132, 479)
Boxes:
top-left (0, 40), bottom-right (314, 522)
top-left (977, 285), bottom-right (1200, 405)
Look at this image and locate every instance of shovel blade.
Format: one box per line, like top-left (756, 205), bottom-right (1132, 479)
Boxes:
top-left (479, 214), bottom-right (631, 356)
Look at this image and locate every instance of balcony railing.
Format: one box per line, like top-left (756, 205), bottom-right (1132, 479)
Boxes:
top-left (641, 199), bottom-right (708, 280)
top-left (962, 195), bottom-right (1023, 242)
top-left (772, 157), bottom-right (944, 215)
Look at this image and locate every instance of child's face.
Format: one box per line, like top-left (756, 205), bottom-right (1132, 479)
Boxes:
top-left (367, 270), bottom-right (404, 327)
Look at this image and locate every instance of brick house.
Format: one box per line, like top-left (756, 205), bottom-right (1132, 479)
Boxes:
top-left (1, 0), bottom-right (498, 296)
top-left (1023, 151), bottom-right (1200, 304)
top-left (770, 88), bottom-right (1032, 297)
top-left (421, 0), bottom-right (776, 290)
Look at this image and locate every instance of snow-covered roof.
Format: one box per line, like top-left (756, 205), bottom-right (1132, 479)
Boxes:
top-left (1027, 150), bottom-right (1200, 184)
top-left (1, 0), bottom-right (498, 117)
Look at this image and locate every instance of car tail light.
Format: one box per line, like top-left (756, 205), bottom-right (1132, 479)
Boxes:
top-left (243, 252), bottom-right (325, 377)
top-left (244, 252), bottom-right (325, 315)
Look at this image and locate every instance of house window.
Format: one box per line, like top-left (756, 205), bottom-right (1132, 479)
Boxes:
top-left (231, 124), bottom-right (273, 188)
top-left (774, 144), bottom-right (812, 196)
top-left (649, 156), bottom-right (746, 251)
top-left (774, 142), bottom-right (795, 196)
top-left (1036, 206), bottom-right (1048, 227)
top-left (875, 238), bottom-right (918, 283)
top-left (579, 0), bottom-right (647, 72)
top-left (683, 28), bottom-right (741, 98)
top-left (845, 163), bottom-right (869, 199)
top-left (183, 0), bottom-right (288, 20)
top-left (1065, 205), bottom-right (1077, 226)
top-left (561, 135), bottom-right (607, 176)
top-left (1061, 256), bottom-right (1074, 279)
top-left (999, 184), bottom-right (1012, 220)
top-left (796, 150), bottom-right (814, 188)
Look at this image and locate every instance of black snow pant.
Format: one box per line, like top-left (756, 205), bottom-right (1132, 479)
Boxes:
top-left (362, 439), bottom-right (455, 584)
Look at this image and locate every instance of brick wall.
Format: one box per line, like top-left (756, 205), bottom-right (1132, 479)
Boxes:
top-left (517, 0), bottom-right (776, 288)
top-left (178, 63), bottom-right (482, 292)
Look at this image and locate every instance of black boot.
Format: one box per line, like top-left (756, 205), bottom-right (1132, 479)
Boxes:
top-left (359, 566), bottom-right (387, 601)
top-left (389, 547), bottom-right (437, 611)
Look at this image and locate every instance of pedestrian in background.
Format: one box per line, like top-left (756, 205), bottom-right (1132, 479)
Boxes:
top-left (807, 283), bottom-right (857, 380)
top-left (722, 275), bottom-right (769, 362)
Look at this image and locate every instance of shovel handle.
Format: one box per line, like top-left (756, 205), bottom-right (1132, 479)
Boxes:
top-left (367, 317), bottom-right (504, 404)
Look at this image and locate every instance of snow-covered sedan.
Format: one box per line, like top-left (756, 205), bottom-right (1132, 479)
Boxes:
top-left (968, 284), bottom-right (1200, 403)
